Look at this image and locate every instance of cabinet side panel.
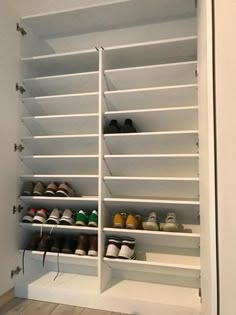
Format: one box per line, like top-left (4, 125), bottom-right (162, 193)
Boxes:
top-left (0, 1), bottom-right (21, 296)
top-left (214, 1), bottom-right (236, 315)
top-left (198, 1), bottom-right (217, 314)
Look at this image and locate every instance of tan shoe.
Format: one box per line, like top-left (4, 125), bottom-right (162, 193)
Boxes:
top-left (126, 214), bottom-right (141, 229)
top-left (113, 212), bottom-right (126, 228)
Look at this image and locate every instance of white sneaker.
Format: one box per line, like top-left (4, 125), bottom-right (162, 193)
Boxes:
top-left (142, 212), bottom-right (159, 231)
top-left (118, 238), bottom-right (136, 260)
top-left (163, 213), bottom-right (178, 232)
top-left (105, 237), bottom-right (121, 258)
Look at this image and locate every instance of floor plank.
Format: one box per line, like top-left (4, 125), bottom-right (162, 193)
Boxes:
top-left (5, 300), bottom-right (57, 315)
top-left (81, 308), bottom-right (112, 315)
top-left (1, 299), bottom-right (33, 315)
top-left (50, 304), bottom-right (84, 315)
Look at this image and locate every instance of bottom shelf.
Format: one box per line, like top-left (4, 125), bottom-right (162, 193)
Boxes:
top-left (15, 271), bottom-right (201, 315)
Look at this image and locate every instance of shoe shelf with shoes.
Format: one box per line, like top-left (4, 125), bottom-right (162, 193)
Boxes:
top-left (20, 177), bottom-right (98, 198)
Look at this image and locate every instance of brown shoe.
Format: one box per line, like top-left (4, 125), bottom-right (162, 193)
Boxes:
top-left (113, 212), bottom-right (127, 228)
top-left (75, 234), bottom-right (89, 256)
top-left (56, 182), bottom-right (75, 197)
top-left (44, 181), bottom-right (58, 196)
top-left (88, 235), bottom-right (98, 256)
top-left (33, 181), bottom-right (46, 196)
top-left (126, 214), bottom-right (142, 229)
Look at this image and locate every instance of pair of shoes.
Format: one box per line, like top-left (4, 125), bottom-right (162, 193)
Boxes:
top-left (142, 212), bottom-right (183, 232)
top-left (75, 234), bottom-right (98, 256)
top-left (75, 210), bottom-right (98, 227)
top-left (105, 237), bottom-right (136, 260)
top-left (22, 208), bottom-right (75, 225)
top-left (104, 119), bottom-right (136, 134)
top-left (21, 181), bottom-right (75, 197)
top-left (113, 213), bottom-right (141, 229)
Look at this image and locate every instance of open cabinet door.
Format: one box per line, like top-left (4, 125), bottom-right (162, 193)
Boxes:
top-left (0, 1), bottom-right (21, 296)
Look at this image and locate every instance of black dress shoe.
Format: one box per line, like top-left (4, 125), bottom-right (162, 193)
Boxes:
top-left (121, 119), bottom-right (136, 133)
top-left (104, 119), bottom-right (120, 133)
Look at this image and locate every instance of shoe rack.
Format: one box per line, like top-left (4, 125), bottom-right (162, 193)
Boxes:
top-left (7, 1), bottom-right (216, 315)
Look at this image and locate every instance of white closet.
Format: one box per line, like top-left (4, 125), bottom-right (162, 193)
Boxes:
top-left (0, 1), bottom-right (217, 314)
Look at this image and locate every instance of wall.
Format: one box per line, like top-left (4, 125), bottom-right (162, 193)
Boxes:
top-left (214, 0), bottom-right (236, 314)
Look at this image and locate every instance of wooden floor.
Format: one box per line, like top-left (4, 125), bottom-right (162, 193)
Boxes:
top-left (0, 290), bottom-right (125, 315)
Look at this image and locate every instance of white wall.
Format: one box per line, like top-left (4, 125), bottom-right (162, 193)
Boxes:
top-left (215, 1), bottom-right (236, 314)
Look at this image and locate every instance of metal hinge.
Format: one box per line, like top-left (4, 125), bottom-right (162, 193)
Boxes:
top-left (195, 0), bottom-right (198, 9)
top-left (16, 83), bottom-right (26, 94)
top-left (199, 288), bottom-right (202, 303)
top-left (13, 205), bottom-right (23, 214)
top-left (195, 68), bottom-right (198, 78)
top-left (16, 23), bottom-right (27, 36)
top-left (14, 143), bottom-right (24, 152)
top-left (11, 266), bottom-right (22, 279)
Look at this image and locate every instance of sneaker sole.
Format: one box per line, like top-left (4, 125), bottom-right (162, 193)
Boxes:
top-left (22, 215), bottom-right (34, 223)
top-left (88, 222), bottom-right (98, 227)
top-left (56, 190), bottom-right (70, 197)
top-left (113, 223), bottom-right (125, 228)
top-left (47, 218), bottom-right (59, 225)
top-left (75, 249), bottom-right (87, 255)
top-left (118, 253), bottom-right (136, 260)
top-left (142, 222), bottom-right (159, 231)
top-left (126, 224), bottom-right (137, 229)
top-left (75, 221), bottom-right (87, 226)
top-left (32, 216), bottom-right (46, 224)
top-left (44, 191), bottom-right (56, 196)
top-left (88, 250), bottom-right (98, 256)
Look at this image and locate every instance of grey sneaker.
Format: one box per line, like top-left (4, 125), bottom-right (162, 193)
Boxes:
top-left (163, 213), bottom-right (178, 232)
top-left (142, 212), bottom-right (159, 231)
top-left (33, 182), bottom-right (46, 196)
top-left (59, 209), bottom-right (75, 225)
top-left (56, 182), bottom-right (75, 197)
top-left (47, 208), bottom-right (61, 225)
top-left (32, 208), bottom-right (48, 224)
top-left (44, 182), bottom-right (58, 196)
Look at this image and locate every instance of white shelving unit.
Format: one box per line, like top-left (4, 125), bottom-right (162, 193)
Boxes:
top-left (0, 1), bottom-right (217, 315)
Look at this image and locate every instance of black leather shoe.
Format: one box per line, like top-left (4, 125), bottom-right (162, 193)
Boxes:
top-left (121, 119), bottom-right (136, 133)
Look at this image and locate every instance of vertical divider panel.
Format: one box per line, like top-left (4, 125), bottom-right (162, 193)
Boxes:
top-left (98, 48), bottom-right (112, 293)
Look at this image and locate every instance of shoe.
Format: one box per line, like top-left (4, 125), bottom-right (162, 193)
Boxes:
top-left (44, 182), bottom-right (58, 197)
top-left (120, 119), bottom-right (136, 133)
top-left (62, 236), bottom-right (76, 254)
top-left (21, 181), bottom-right (34, 196)
top-left (75, 234), bottom-right (89, 256)
top-left (25, 233), bottom-right (41, 250)
top-left (32, 208), bottom-right (48, 224)
top-left (59, 209), bottom-right (75, 225)
top-left (37, 234), bottom-right (53, 252)
top-left (142, 212), bottom-right (159, 231)
top-left (88, 210), bottom-right (98, 227)
top-left (113, 212), bottom-right (127, 229)
top-left (126, 214), bottom-right (141, 229)
top-left (56, 182), bottom-right (75, 197)
top-left (47, 208), bottom-right (61, 225)
top-left (105, 237), bottom-right (121, 258)
top-left (22, 208), bottom-right (36, 223)
top-left (118, 237), bottom-right (136, 260)
top-left (75, 209), bottom-right (88, 226)
top-left (88, 234), bottom-right (98, 256)
top-left (104, 119), bottom-right (120, 134)
top-left (163, 213), bottom-right (178, 232)
top-left (33, 181), bottom-right (46, 196)
top-left (50, 236), bottom-right (63, 253)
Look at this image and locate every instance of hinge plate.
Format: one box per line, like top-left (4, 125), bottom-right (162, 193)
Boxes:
top-left (195, 0), bottom-right (198, 9)
top-left (199, 288), bottom-right (202, 303)
top-left (14, 144), bottom-right (24, 152)
top-left (13, 205), bottom-right (23, 214)
top-left (16, 83), bottom-right (26, 94)
top-left (16, 23), bottom-right (27, 36)
top-left (11, 266), bottom-right (22, 279)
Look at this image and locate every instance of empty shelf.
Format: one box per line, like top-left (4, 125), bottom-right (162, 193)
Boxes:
top-left (23, 93), bottom-right (98, 116)
top-left (104, 131), bottom-right (199, 154)
top-left (104, 176), bottom-right (199, 199)
top-left (105, 61), bottom-right (197, 91)
top-left (21, 0), bottom-right (196, 39)
top-left (22, 113), bottom-right (98, 136)
top-left (105, 84), bottom-right (197, 111)
top-left (21, 156), bottom-right (98, 175)
top-left (22, 134), bottom-right (98, 155)
top-left (24, 72), bottom-right (98, 97)
top-left (104, 154), bottom-right (199, 177)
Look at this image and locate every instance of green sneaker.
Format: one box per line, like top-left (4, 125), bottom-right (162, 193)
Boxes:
top-left (75, 210), bottom-right (88, 226)
top-left (88, 210), bottom-right (98, 227)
